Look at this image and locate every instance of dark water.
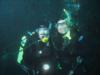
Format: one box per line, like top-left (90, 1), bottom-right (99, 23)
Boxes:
top-left (0, 0), bottom-right (100, 75)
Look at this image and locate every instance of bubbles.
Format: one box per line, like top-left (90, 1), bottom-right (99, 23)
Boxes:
top-left (38, 50), bottom-right (43, 54)
top-left (42, 63), bottom-right (50, 71)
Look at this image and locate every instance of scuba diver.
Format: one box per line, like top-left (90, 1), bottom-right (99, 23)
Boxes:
top-left (17, 8), bottom-right (86, 75)
top-left (17, 25), bottom-right (58, 75)
top-left (17, 22), bottom-right (85, 75)
top-left (51, 18), bottom-right (86, 75)
top-left (50, 8), bottom-right (86, 75)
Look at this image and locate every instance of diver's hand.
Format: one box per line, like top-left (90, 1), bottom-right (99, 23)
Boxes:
top-left (27, 31), bottom-right (35, 36)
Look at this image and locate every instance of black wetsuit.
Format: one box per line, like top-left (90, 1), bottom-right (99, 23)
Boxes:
top-left (21, 33), bottom-right (57, 75)
top-left (51, 27), bottom-right (86, 75)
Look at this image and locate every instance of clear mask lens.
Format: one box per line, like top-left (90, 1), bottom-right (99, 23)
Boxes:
top-left (38, 28), bottom-right (49, 39)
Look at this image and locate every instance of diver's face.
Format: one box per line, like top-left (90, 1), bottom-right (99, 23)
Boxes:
top-left (38, 28), bottom-right (49, 39)
top-left (57, 23), bottom-right (69, 34)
